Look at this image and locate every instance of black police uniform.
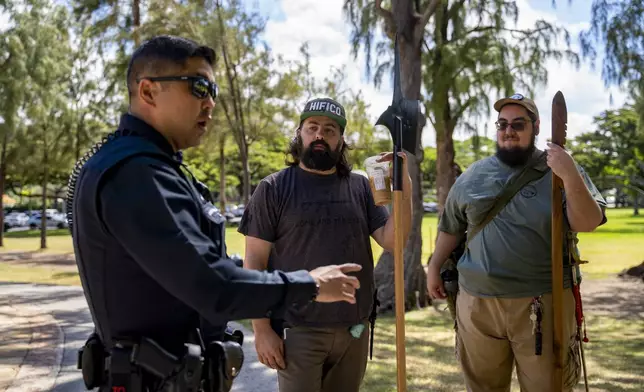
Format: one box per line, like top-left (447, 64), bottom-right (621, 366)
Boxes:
top-left (67, 113), bottom-right (317, 390)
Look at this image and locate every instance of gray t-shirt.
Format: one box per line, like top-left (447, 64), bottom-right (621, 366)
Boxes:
top-left (238, 165), bottom-right (389, 328)
top-left (439, 150), bottom-right (607, 298)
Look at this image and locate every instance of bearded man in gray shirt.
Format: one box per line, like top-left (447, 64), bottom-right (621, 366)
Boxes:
top-left (427, 94), bottom-right (607, 392)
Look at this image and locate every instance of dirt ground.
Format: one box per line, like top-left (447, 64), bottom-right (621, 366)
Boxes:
top-left (580, 275), bottom-right (644, 320)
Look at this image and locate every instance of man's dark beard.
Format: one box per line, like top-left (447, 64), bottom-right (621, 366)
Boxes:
top-left (300, 140), bottom-right (342, 171)
top-left (495, 132), bottom-right (536, 167)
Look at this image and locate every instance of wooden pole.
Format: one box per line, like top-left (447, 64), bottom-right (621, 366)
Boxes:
top-left (551, 169), bottom-right (564, 391)
top-left (551, 91), bottom-right (568, 391)
top-left (392, 117), bottom-right (407, 392)
top-left (393, 190), bottom-right (407, 391)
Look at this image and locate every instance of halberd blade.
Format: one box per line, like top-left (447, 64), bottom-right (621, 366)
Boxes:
top-left (374, 33), bottom-right (421, 154)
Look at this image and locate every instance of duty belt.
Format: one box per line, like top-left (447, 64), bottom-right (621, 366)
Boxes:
top-left (78, 329), bottom-right (244, 392)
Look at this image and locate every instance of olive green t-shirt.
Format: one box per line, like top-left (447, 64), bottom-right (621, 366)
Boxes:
top-left (438, 150), bottom-right (607, 298)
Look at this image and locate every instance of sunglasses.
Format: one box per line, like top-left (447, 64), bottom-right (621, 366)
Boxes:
top-left (137, 75), bottom-right (218, 100)
top-left (495, 118), bottom-right (532, 132)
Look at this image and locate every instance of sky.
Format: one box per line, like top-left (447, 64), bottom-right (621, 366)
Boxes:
top-left (1, 0), bottom-right (629, 150)
top-left (243, 0), bottom-right (630, 150)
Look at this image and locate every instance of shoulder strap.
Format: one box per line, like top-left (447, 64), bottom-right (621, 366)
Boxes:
top-left (466, 152), bottom-right (550, 247)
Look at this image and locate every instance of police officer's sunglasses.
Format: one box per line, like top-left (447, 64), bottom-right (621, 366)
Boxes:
top-left (137, 76), bottom-right (218, 100)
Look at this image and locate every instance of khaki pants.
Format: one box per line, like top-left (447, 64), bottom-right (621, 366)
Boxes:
top-left (277, 324), bottom-right (369, 392)
top-left (455, 288), bottom-right (581, 392)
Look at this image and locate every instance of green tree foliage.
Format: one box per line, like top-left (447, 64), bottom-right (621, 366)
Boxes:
top-left (453, 135), bottom-right (496, 170)
top-left (0, 1), bottom-right (32, 245)
top-left (569, 105), bottom-right (644, 214)
top-left (420, 146), bottom-right (437, 196)
top-left (213, 0), bottom-right (304, 203)
top-left (579, 0), bottom-right (644, 133)
top-left (0, 0), bottom-right (77, 247)
top-left (343, 0), bottom-right (577, 311)
top-left (580, 0), bottom-right (644, 90)
top-left (67, 26), bottom-right (116, 162)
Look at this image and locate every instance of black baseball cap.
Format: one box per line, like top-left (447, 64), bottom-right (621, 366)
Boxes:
top-left (300, 97), bottom-right (347, 131)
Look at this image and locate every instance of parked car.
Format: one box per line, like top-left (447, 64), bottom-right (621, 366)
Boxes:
top-left (224, 204), bottom-right (245, 226)
top-left (27, 211), bottom-right (68, 230)
top-left (423, 202), bottom-right (438, 213)
top-left (4, 211), bottom-right (29, 228)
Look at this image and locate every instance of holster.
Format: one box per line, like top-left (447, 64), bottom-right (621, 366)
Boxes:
top-left (440, 258), bottom-right (459, 324)
top-left (203, 341), bottom-right (244, 392)
top-left (77, 332), bottom-right (108, 389)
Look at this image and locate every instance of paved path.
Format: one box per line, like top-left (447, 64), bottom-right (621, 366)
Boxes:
top-left (0, 283), bottom-right (277, 391)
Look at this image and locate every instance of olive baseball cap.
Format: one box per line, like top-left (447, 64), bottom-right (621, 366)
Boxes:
top-left (494, 93), bottom-right (539, 120)
top-left (300, 97), bottom-right (347, 131)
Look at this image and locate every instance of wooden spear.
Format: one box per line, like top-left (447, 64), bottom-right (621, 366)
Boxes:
top-left (551, 90), bottom-right (568, 391)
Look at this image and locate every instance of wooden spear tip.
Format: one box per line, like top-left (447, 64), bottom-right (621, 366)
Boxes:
top-left (553, 90), bottom-right (566, 103)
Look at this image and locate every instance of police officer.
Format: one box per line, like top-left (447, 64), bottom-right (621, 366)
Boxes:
top-left (67, 35), bottom-right (362, 391)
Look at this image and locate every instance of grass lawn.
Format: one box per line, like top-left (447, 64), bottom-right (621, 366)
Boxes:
top-left (1, 229), bottom-right (75, 254)
top-left (577, 208), bottom-right (644, 279)
top-left (362, 309), bottom-right (644, 392)
top-left (0, 208), bottom-right (641, 283)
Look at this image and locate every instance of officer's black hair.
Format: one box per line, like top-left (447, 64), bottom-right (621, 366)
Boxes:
top-left (126, 35), bottom-right (216, 100)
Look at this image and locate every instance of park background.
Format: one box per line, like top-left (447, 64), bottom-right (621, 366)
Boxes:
top-left (1, 0), bottom-right (643, 391)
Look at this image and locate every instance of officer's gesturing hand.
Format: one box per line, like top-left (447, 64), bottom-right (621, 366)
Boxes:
top-left (309, 263), bottom-right (362, 303)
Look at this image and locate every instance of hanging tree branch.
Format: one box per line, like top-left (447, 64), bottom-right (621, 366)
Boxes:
top-left (415, 0), bottom-right (440, 29)
top-left (374, 0), bottom-right (395, 31)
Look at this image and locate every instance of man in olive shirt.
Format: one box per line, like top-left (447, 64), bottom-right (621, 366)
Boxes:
top-left (427, 94), bottom-right (606, 392)
top-left (238, 97), bottom-right (412, 392)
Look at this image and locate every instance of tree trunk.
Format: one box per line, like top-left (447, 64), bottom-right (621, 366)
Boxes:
top-left (40, 131), bottom-right (48, 250)
top-left (75, 114), bottom-right (85, 163)
top-left (373, 28), bottom-right (429, 313)
top-left (40, 160), bottom-right (48, 250)
top-left (132, 0), bottom-right (141, 46)
top-left (432, 2), bottom-right (457, 213)
top-left (435, 121), bottom-right (457, 212)
top-left (633, 190), bottom-right (639, 216)
top-left (0, 132), bottom-right (7, 247)
top-left (219, 134), bottom-right (226, 212)
top-left (241, 142), bottom-right (251, 204)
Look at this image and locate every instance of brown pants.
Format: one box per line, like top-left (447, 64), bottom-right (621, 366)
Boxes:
top-left (277, 323), bottom-right (369, 392)
top-left (455, 288), bottom-right (582, 392)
